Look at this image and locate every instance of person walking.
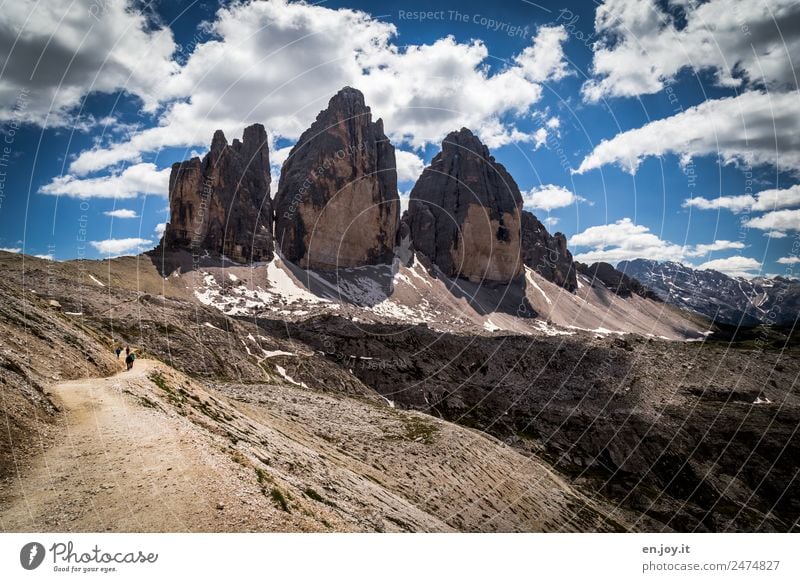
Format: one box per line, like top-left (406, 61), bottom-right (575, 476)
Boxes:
top-left (125, 351), bottom-right (136, 371)
top-left (115, 346), bottom-right (122, 359)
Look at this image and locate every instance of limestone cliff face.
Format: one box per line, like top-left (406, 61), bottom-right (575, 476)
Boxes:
top-left (273, 87), bottom-right (400, 269)
top-left (407, 128), bottom-right (522, 283)
top-left (520, 210), bottom-right (577, 291)
top-left (162, 124), bottom-right (272, 262)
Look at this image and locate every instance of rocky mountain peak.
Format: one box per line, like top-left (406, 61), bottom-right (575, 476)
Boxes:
top-left (160, 123), bottom-right (273, 263)
top-left (407, 128), bottom-right (522, 283)
top-left (520, 210), bottom-right (577, 291)
top-left (273, 86), bottom-right (399, 270)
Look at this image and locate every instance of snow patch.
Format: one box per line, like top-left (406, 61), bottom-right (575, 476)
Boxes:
top-left (89, 274), bottom-right (106, 287)
top-left (267, 260), bottom-right (327, 304)
top-left (525, 268), bottom-right (552, 305)
top-left (275, 364), bottom-right (309, 388)
top-left (484, 319), bottom-right (501, 332)
top-left (262, 350), bottom-right (294, 358)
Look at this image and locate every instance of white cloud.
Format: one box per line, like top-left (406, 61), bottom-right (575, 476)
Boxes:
top-left (0, 0), bottom-right (177, 125)
top-left (543, 216), bottom-right (560, 228)
top-left (582, 0), bottom-right (800, 102)
top-left (683, 195), bottom-right (755, 213)
top-left (522, 184), bottom-right (585, 211)
top-left (395, 150), bottom-right (425, 183)
top-left (40, 163), bottom-right (170, 199)
top-left (89, 237), bottom-right (153, 256)
top-left (569, 218), bottom-right (688, 263)
top-left (65, 1), bottom-right (569, 175)
top-left (777, 257), bottom-right (800, 265)
top-left (0, 247), bottom-right (22, 253)
top-left (513, 25), bottom-right (570, 83)
top-left (33, 254), bottom-right (54, 261)
top-left (697, 256), bottom-right (762, 278)
top-left (765, 231), bottom-right (788, 239)
top-left (689, 240), bottom-right (746, 256)
top-left (569, 218), bottom-right (751, 264)
top-left (745, 209), bottom-right (800, 232)
top-left (684, 184), bottom-right (800, 213)
top-left (576, 91), bottom-right (800, 174)
top-left (154, 223), bottom-right (166, 238)
top-left (104, 209), bottom-right (139, 219)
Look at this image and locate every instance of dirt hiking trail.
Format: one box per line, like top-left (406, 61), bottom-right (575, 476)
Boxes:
top-left (0, 360), bottom-right (274, 532)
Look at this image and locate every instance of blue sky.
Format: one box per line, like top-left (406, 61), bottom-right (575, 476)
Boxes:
top-left (0, 0), bottom-right (798, 277)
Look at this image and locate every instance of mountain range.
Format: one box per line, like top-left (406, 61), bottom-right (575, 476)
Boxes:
top-left (2, 87), bottom-right (798, 533)
top-left (619, 259), bottom-right (800, 328)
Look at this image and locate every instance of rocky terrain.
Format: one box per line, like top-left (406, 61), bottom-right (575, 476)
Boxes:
top-left (1, 251), bottom-right (797, 533)
top-left (276, 315), bottom-right (800, 532)
top-left (272, 87), bottom-right (399, 269)
top-left (0, 252), bottom-right (623, 533)
top-left (578, 261), bottom-right (660, 300)
top-left (619, 259), bottom-right (800, 327)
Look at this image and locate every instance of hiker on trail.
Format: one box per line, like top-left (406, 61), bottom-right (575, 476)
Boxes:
top-left (125, 346), bottom-right (130, 357)
top-left (115, 346), bottom-right (122, 359)
top-left (125, 351), bottom-right (136, 371)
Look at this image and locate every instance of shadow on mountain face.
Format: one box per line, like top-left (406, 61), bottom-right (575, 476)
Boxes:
top-left (264, 315), bottom-right (800, 532)
top-left (277, 256), bottom-right (537, 317)
top-left (280, 259), bottom-right (396, 308)
top-left (440, 272), bottom-right (538, 319)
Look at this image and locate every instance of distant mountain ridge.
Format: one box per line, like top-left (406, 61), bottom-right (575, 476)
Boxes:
top-left (619, 258), bottom-right (800, 327)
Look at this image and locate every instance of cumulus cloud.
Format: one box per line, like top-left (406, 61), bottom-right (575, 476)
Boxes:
top-left (683, 195), bottom-right (755, 213)
top-left (513, 25), bottom-right (571, 83)
top-left (522, 184), bottom-right (585, 211)
top-left (582, 0), bottom-right (800, 102)
top-left (744, 209), bottom-right (800, 232)
top-left (569, 218), bottom-right (751, 264)
top-left (89, 237), bottom-right (153, 256)
top-left (65, 1), bottom-right (569, 175)
top-left (765, 231), bottom-right (788, 239)
top-left (395, 150), bottom-right (426, 183)
top-left (0, 247), bottom-right (22, 253)
top-left (104, 209), bottom-right (139, 219)
top-left (684, 184), bottom-right (800, 213)
top-left (689, 240), bottom-right (746, 256)
top-left (575, 91), bottom-right (800, 174)
top-left (569, 218), bottom-right (688, 263)
top-left (777, 256), bottom-right (800, 264)
top-left (154, 223), bottom-right (167, 238)
top-left (40, 163), bottom-right (170, 199)
top-left (697, 256), bottom-right (762, 278)
top-left (543, 216), bottom-right (560, 228)
top-left (0, 0), bottom-right (177, 125)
